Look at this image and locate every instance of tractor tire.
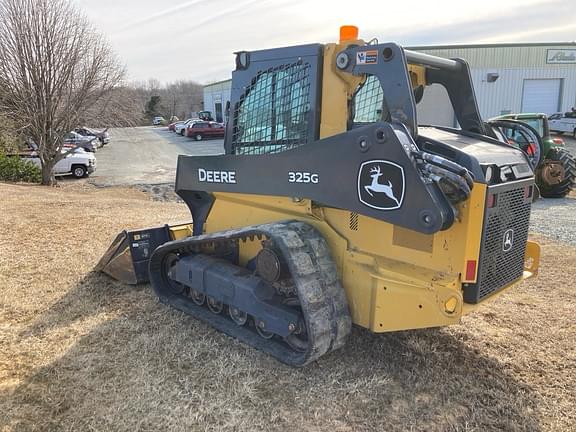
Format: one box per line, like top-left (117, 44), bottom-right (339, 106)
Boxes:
top-left (539, 147), bottom-right (576, 198)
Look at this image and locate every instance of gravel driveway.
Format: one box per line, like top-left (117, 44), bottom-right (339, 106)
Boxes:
top-left (90, 126), bottom-right (224, 186)
top-left (530, 134), bottom-right (576, 246)
top-left (531, 195), bottom-right (576, 246)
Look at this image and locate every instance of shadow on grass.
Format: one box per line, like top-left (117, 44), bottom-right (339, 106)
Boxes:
top-left (3, 273), bottom-right (542, 432)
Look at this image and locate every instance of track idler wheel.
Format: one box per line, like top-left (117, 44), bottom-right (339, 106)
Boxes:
top-left (164, 253), bottom-right (185, 294)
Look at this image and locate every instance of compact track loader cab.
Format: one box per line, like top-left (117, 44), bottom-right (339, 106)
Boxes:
top-left (97, 27), bottom-right (540, 366)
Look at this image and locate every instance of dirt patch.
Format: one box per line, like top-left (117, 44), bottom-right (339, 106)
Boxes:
top-left (131, 183), bottom-right (182, 202)
top-left (0, 183), bottom-right (574, 431)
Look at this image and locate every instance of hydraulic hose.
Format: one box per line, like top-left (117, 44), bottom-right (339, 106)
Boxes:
top-left (412, 150), bottom-right (473, 204)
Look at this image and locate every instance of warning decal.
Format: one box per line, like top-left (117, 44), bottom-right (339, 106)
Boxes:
top-left (356, 50), bottom-right (378, 65)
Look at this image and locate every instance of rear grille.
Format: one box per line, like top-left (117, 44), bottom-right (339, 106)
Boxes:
top-left (463, 180), bottom-right (532, 303)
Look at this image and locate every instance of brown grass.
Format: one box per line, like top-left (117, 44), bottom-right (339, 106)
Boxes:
top-left (0, 182), bottom-right (574, 432)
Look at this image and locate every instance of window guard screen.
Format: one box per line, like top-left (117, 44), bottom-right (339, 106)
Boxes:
top-left (231, 62), bottom-right (311, 155)
top-left (352, 75), bottom-right (387, 125)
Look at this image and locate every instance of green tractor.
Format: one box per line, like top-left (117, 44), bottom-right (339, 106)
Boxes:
top-left (490, 113), bottom-right (575, 198)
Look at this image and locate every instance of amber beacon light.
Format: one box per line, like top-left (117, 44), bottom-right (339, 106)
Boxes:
top-left (339, 25), bottom-right (359, 43)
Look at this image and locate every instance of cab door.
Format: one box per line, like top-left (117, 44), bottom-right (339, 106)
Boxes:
top-left (207, 123), bottom-right (217, 137)
top-left (53, 156), bottom-right (71, 175)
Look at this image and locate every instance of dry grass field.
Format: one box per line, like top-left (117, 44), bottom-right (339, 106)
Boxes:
top-left (0, 182), bottom-right (575, 432)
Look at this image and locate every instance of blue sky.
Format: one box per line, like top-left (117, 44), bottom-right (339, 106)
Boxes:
top-left (75, 0), bottom-right (576, 84)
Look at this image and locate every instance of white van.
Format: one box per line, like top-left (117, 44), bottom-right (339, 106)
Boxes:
top-left (549, 111), bottom-right (576, 137)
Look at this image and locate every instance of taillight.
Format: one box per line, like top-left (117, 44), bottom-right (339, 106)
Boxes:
top-left (486, 193), bottom-right (497, 208)
top-left (465, 260), bottom-right (477, 281)
top-left (552, 137), bottom-right (564, 145)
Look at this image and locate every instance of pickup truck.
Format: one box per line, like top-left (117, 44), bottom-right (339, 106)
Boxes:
top-left (549, 112), bottom-right (576, 137)
top-left (24, 148), bottom-right (97, 178)
top-left (75, 127), bottom-right (110, 145)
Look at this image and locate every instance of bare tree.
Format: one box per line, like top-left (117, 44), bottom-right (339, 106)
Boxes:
top-left (127, 79), bottom-right (204, 123)
top-left (0, 0), bottom-right (137, 185)
top-left (0, 112), bottom-right (19, 153)
top-left (167, 80), bottom-right (204, 119)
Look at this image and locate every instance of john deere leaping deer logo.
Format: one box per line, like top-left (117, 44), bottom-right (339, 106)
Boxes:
top-left (358, 160), bottom-right (405, 210)
top-left (364, 165), bottom-right (400, 205)
top-left (502, 228), bottom-right (514, 252)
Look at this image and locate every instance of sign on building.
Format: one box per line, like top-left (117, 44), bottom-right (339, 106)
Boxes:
top-left (546, 49), bottom-right (576, 64)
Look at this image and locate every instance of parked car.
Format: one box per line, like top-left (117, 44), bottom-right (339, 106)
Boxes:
top-left (63, 131), bottom-right (99, 152)
top-left (175, 118), bottom-right (200, 136)
top-left (168, 121), bottom-right (184, 132)
top-left (152, 116), bottom-right (165, 125)
top-left (186, 121), bottom-right (225, 140)
top-left (23, 148), bottom-right (96, 178)
top-left (549, 111), bottom-right (576, 137)
top-left (75, 127), bottom-right (110, 145)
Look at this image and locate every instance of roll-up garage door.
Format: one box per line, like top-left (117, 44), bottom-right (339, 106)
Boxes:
top-left (521, 79), bottom-right (561, 114)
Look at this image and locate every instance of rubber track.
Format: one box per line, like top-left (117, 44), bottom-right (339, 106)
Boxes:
top-left (148, 221), bottom-right (351, 366)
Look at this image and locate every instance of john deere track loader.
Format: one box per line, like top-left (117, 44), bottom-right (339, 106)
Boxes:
top-left (97, 27), bottom-right (540, 366)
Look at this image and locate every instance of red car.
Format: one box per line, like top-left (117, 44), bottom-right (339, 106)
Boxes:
top-left (186, 121), bottom-right (225, 140)
top-left (168, 121), bottom-right (184, 132)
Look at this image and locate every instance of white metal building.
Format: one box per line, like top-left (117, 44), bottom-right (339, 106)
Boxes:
top-left (204, 42), bottom-right (576, 126)
top-left (203, 79), bottom-right (232, 123)
top-left (414, 42), bottom-right (576, 126)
